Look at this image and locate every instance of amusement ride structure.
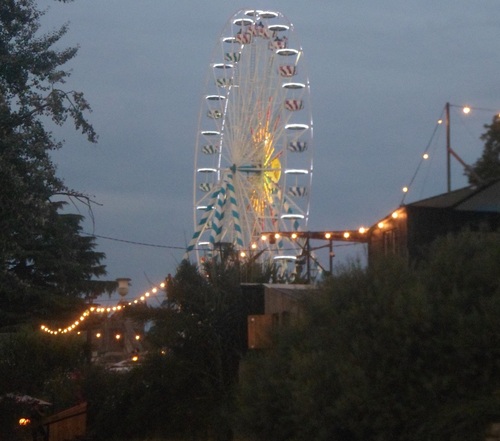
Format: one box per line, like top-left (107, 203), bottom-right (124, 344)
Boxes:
top-left (186, 9), bottom-right (314, 281)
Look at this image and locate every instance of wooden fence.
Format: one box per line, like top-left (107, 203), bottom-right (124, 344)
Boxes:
top-left (43, 402), bottom-right (87, 441)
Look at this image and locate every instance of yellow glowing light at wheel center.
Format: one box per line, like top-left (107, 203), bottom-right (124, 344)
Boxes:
top-left (248, 125), bottom-right (282, 216)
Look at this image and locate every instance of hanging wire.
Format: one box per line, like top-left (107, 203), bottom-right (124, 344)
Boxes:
top-left (400, 107), bottom-right (445, 205)
top-left (83, 232), bottom-right (185, 250)
top-left (400, 103), bottom-right (499, 205)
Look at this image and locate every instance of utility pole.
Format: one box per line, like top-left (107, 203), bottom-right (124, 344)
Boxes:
top-left (445, 101), bottom-right (451, 192)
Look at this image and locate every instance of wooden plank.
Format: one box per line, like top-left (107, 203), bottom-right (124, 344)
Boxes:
top-left (44, 402), bottom-right (87, 441)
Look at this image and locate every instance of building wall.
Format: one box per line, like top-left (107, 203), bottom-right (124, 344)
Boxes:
top-left (246, 285), bottom-right (312, 349)
top-left (406, 206), bottom-right (500, 260)
top-left (368, 205), bottom-right (500, 263)
top-left (368, 211), bottom-right (408, 263)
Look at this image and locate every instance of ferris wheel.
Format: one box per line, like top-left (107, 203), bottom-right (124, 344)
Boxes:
top-left (186, 9), bottom-right (313, 278)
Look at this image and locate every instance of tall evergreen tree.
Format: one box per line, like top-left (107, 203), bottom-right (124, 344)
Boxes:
top-left (0, 0), bottom-right (106, 329)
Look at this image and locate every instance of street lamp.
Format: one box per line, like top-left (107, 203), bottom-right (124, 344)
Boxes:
top-left (116, 278), bottom-right (131, 298)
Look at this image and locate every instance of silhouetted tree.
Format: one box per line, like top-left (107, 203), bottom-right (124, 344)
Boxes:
top-left (467, 114), bottom-right (500, 185)
top-left (237, 232), bottom-right (500, 441)
top-left (0, 0), bottom-right (106, 329)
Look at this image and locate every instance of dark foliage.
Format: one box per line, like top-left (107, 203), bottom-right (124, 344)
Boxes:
top-left (237, 232), bottom-right (500, 441)
top-left (467, 114), bottom-right (500, 185)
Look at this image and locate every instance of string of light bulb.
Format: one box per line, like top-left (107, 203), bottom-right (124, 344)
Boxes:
top-left (40, 280), bottom-right (168, 335)
top-left (401, 103), bottom-right (500, 203)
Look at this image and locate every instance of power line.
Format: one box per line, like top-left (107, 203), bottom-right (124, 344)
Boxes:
top-left (83, 232), bottom-right (185, 250)
top-left (83, 232), bottom-right (363, 252)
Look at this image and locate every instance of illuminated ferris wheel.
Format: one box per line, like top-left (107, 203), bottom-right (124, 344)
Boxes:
top-left (186, 9), bottom-right (313, 278)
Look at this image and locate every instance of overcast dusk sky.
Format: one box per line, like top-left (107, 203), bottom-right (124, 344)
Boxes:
top-left (38, 0), bottom-right (499, 302)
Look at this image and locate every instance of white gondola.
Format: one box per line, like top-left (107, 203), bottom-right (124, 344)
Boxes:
top-left (288, 142), bottom-right (307, 152)
top-left (279, 65), bottom-right (297, 77)
top-left (284, 99), bottom-right (303, 111)
top-left (285, 123), bottom-right (309, 131)
top-left (233, 18), bottom-right (253, 26)
top-left (235, 32), bottom-right (252, 44)
top-left (224, 53), bottom-right (241, 62)
top-left (207, 110), bottom-right (222, 119)
top-left (201, 145), bottom-right (218, 154)
top-left (288, 186), bottom-right (307, 197)
top-left (206, 95), bottom-right (225, 101)
top-left (282, 82), bottom-right (305, 89)
top-left (216, 78), bottom-right (233, 87)
top-left (276, 48), bottom-right (299, 56)
top-left (285, 169), bottom-right (309, 175)
top-left (201, 130), bottom-right (220, 137)
top-left (199, 183), bottom-right (213, 192)
top-left (268, 24), bottom-right (289, 32)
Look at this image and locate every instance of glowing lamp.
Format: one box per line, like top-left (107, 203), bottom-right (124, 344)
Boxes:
top-left (462, 106), bottom-right (471, 114)
top-left (19, 418), bottom-right (31, 426)
top-left (378, 222), bottom-right (384, 229)
top-left (359, 227), bottom-right (367, 234)
top-left (324, 233), bottom-right (332, 239)
top-left (116, 277), bottom-right (131, 297)
top-left (343, 232), bottom-right (350, 239)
